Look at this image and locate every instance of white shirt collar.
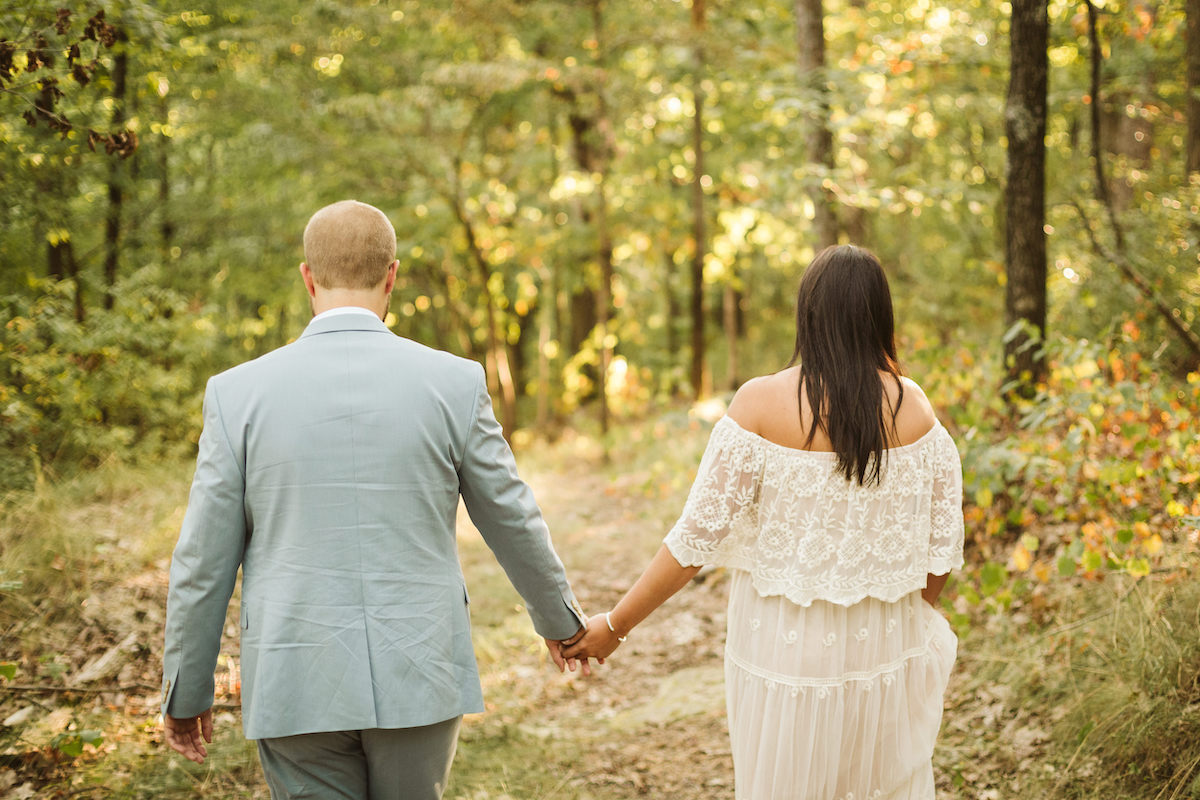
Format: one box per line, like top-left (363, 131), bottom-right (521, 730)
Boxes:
top-left (312, 306), bottom-right (381, 323)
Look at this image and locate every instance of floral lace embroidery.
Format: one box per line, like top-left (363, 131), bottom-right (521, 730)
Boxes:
top-left (664, 415), bottom-right (966, 607)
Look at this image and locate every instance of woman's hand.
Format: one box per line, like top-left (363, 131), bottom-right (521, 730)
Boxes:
top-left (562, 613), bottom-right (623, 662)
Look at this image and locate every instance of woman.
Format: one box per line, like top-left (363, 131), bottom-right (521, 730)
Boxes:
top-left (563, 244), bottom-right (964, 799)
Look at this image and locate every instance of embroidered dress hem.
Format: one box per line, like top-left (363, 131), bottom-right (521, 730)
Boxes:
top-left (724, 571), bottom-right (956, 800)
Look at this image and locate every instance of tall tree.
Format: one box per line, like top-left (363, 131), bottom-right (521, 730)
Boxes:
top-left (690, 0), bottom-right (709, 398)
top-left (1003, 0), bottom-right (1049, 396)
top-left (590, 0), bottom-right (616, 436)
top-left (795, 0), bottom-right (837, 250)
top-left (1189, 0), bottom-right (1200, 174)
top-left (102, 27), bottom-right (129, 310)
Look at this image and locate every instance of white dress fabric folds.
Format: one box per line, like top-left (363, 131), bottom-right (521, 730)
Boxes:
top-left (664, 414), bottom-right (965, 800)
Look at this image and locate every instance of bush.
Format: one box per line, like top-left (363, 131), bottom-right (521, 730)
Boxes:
top-left (0, 271), bottom-right (218, 490)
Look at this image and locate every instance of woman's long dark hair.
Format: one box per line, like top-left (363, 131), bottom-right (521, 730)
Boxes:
top-left (788, 244), bottom-right (903, 486)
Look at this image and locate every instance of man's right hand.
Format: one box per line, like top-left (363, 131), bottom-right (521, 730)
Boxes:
top-left (164, 708), bottom-right (213, 764)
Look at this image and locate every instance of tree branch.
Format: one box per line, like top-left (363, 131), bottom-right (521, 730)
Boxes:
top-left (0, 682), bottom-right (159, 694)
top-left (1071, 199), bottom-right (1200, 366)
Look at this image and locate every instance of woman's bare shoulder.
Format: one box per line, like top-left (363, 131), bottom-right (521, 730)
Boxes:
top-left (726, 368), bottom-right (800, 432)
top-left (892, 374), bottom-right (938, 445)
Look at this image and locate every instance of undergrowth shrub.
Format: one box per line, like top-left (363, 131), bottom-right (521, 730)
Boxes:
top-left (0, 271), bottom-right (221, 490)
top-left (911, 328), bottom-right (1200, 615)
top-left (1037, 577), bottom-right (1200, 799)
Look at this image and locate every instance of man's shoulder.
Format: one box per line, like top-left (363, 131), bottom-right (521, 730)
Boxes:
top-left (208, 334), bottom-right (484, 391)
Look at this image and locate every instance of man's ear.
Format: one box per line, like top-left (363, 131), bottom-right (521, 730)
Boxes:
top-left (383, 260), bottom-right (399, 295)
top-left (299, 263), bottom-right (318, 298)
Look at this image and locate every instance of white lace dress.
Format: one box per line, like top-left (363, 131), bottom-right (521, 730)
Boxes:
top-left (664, 415), bottom-right (964, 800)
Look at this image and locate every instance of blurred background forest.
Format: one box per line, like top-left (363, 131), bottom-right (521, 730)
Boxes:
top-left (2, 0), bottom-right (1200, 798)
top-left (2, 0), bottom-right (1198, 482)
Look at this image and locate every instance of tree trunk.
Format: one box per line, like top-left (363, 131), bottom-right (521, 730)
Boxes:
top-left (1189, 0), bottom-right (1200, 174)
top-left (1003, 0), bottom-right (1049, 397)
top-left (535, 293), bottom-right (553, 431)
top-left (103, 31), bottom-right (128, 310)
top-left (449, 163), bottom-right (518, 438)
top-left (663, 246), bottom-right (681, 395)
top-left (1086, 2), bottom-right (1112, 213)
top-left (690, 0), bottom-right (709, 399)
top-left (595, 178), bottom-right (614, 436)
top-left (795, 0), bottom-right (838, 249)
top-left (159, 94), bottom-right (174, 257)
top-left (591, 0), bottom-right (615, 438)
top-left (723, 282), bottom-right (740, 391)
top-left (48, 238), bottom-right (85, 323)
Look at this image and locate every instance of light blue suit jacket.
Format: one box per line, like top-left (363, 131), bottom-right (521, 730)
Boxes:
top-left (161, 312), bottom-right (584, 739)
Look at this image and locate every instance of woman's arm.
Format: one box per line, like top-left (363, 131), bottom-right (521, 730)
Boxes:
top-left (562, 545), bottom-right (701, 661)
top-left (922, 572), bottom-right (949, 606)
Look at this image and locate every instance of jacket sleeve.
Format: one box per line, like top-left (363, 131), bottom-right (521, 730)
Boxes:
top-left (161, 379), bottom-right (247, 718)
top-left (457, 365), bottom-right (584, 640)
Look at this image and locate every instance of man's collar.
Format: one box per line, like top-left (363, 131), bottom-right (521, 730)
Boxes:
top-left (311, 305), bottom-right (381, 322)
top-left (300, 308), bottom-right (392, 339)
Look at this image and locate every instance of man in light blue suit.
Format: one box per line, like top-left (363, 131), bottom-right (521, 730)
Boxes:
top-left (161, 200), bottom-right (588, 799)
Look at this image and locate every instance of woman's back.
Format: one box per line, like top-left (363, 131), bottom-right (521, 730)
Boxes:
top-left (665, 371), bottom-right (962, 608)
top-left (676, 368), bottom-right (962, 800)
top-left (726, 365), bottom-right (937, 454)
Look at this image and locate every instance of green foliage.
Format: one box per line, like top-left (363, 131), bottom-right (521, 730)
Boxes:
top-left (910, 327), bottom-right (1200, 612)
top-left (985, 576), bottom-right (1200, 799)
top-left (52, 727), bottom-right (104, 758)
top-left (0, 272), bottom-right (216, 489)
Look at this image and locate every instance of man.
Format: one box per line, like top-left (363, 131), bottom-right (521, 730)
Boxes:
top-left (161, 200), bottom-right (587, 799)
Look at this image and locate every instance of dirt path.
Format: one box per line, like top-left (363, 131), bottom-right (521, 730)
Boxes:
top-left (519, 454), bottom-right (736, 798)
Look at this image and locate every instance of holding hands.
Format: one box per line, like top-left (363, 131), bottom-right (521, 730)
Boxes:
top-left (547, 544), bottom-right (701, 676)
top-left (562, 611), bottom-right (627, 663)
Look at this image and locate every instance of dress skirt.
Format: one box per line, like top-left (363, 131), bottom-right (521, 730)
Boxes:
top-left (724, 570), bottom-right (957, 800)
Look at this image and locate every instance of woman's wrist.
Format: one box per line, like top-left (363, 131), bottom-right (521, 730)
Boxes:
top-left (604, 611), bottom-right (629, 642)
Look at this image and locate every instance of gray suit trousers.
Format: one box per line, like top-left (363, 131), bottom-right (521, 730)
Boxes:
top-left (256, 717), bottom-right (462, 800)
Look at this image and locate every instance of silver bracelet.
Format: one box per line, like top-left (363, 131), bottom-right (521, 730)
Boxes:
top-left (605, 612), bottom-right (628, 642)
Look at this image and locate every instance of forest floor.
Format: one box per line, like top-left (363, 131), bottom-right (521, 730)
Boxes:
top-left (0, 407), bottom-right (1192, 799)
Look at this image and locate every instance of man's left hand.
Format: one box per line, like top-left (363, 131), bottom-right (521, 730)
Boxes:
top-left (164, 708), bottom-right (213, 764)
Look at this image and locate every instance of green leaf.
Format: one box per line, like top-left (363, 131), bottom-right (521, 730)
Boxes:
top-left (980, 562), bottom-right (1008, 596)
top-left (80, 729), bottom-right (103, 746)
top-left (975, 487), bottom-right (994, 509)
top-left (1081, 550), bottom-right (1104, 572)
top-left (1116, 528), bottom-right (1134, 545)
top-left (1126, 558), bottom-right (1151, 578)
top-left (53, 734), bottom-right (83, 757)
top-left (1057, 555), bottom-right (1077, 577)
top-left (1020, 533), bottom-right (1039, 552)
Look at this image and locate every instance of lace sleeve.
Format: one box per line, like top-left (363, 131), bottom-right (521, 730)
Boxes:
top-left (928, 428), bottom-right (965, 576)
top-left (664, 418), bottom-right (765, 568)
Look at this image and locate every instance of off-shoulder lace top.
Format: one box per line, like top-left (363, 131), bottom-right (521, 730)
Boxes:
top-left (664, 415), bottom-right (965, 607)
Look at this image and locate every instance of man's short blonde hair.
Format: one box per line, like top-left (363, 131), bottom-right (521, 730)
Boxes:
top-left (302, 200), bottom-right (397, 289)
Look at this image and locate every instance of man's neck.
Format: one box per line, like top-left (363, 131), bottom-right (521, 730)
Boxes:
top-left (311, 291), bottom-right (386, 319)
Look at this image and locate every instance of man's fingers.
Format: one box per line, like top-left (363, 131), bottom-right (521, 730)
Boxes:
top-left (562, 625), bottom-right (586, 648)
top-left (164, 715), bottom-right (209, 764)
top-left (200, 710), bottom-right (214, 743)
top-left (544, 639), bottom-right (566, 672)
